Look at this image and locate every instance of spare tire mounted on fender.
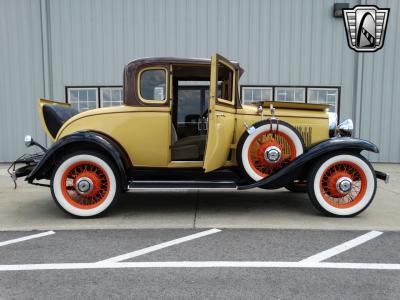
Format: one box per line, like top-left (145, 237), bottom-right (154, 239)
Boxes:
top-left (237, 119), bottom-right (305, 181)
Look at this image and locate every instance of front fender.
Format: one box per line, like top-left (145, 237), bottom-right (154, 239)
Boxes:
top-left (238, 137), bottom-right (379, 190)
top-left (26, 131), bottom-right (131, 190)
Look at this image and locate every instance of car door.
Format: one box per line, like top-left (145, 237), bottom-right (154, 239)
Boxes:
top-left (203, 54), bottom-right (238, 172)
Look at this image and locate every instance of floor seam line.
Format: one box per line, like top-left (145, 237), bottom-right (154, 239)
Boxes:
top-left (193, 189), bottom-right (199, 229)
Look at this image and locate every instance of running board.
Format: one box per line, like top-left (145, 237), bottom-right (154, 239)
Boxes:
top-left (128, 180), bottom-right (238, 190)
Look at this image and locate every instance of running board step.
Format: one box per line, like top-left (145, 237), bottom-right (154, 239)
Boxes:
top-left (128, 180), bottom-right (238, 189)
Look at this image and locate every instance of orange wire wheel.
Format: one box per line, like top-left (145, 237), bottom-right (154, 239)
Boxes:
top-left (319, 161), bottom-right (367, 209)
top-left (308, 153), bottom-right (376, 217)
top-left (247, 130), bottom-right (297, 178)
top-left (237, 120), bottom-right (304, 182)
top-left (61, 161), bottom-right (110, 210)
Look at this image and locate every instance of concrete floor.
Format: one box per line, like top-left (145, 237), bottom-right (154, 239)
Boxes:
top-left (0, 163), bottom-right (398, 231)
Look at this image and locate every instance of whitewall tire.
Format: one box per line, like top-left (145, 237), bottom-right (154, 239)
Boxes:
top-left (51, 152), bottom-right (120, 217)
top-left (237, 120), bottom-right (304, 181)
top-left (307, 153), bottom-right (376, 217)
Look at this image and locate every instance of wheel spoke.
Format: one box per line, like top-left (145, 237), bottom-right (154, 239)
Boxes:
top-left (62, 161), bottom-right (110, 208)
top-left (319, 160), bottom-right (367, 208)
top-left (248, 130), bottom-right (297, 177)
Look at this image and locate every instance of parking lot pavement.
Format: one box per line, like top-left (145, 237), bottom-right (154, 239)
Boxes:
top-left (3, 268), bottom-right (400, 299)
top-left (0, 163), bottom-right (399, 231)
top-left (0, 229), bottom-right (399, 299)
top-left (0, 163), bottom-right (399, 298)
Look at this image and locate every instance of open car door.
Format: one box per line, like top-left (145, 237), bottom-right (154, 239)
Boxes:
top-left (203, 54), bottom-right (238, 172)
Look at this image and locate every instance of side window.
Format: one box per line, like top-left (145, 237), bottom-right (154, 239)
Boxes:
top-left (139, 69), bottom-right (167, 102)
top-left (217, 62), bottom-right (235, 105)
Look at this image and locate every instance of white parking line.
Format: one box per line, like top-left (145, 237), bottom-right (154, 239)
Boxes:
top-left (300, 230), bottom-right (383, 263)
top-left (0, 261), bottom-right (400, 272)
top-left (0, 231), bottom-right (55, 247)
top-left (97, 228), bottom-right (221, 263)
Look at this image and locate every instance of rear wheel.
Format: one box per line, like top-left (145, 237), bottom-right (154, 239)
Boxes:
top-left (308, 153), bottom-right (376, 217)
top-left (237, 120), bottom-right (304, 181)
top-left (51, 151), bottom-right (120, 217)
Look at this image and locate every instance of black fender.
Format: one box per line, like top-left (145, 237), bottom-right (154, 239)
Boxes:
top-left (26, 131), bottom-right (131, 190)
top-left (238, 137), bottom-right (379, 190)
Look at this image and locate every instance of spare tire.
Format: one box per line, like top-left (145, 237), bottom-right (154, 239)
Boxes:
top-left (237, 119), bottom-right (305, 181)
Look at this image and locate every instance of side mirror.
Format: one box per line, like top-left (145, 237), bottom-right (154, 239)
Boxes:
top-left (24, 135), bottom-right (34, 147)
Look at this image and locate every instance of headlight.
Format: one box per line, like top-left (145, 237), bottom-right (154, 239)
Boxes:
top-left (337, 119), bottom-right (354, 137)
top-left (328, 112), bottom-right (338, 137)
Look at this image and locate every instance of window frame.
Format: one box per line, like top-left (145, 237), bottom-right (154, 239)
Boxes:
top-left (137, 66), bottom-right (169, 104)
top-left (274, 87), bottom-right (306, 103)
top-left (66, 86), bottom-right (123, 111)
top-left (306, 87), bottom-right (339, 112)
top-left (66, 87), bottom-right (99, 111)
top-left (242, 86), bottom-right (273, 103)
top-left (215, 60), bottom-right (236, 106)
top-left (100, 86), bottom-right (123, 107)
top-left (240, 85), bottom-right (341, 114)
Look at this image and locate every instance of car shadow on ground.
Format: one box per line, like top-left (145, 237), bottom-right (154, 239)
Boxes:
top-left (114, 188), bottom-right (317, 218)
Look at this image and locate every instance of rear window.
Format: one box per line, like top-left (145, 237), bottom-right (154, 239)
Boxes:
top-left (139, 69), bottom-right (166, 101)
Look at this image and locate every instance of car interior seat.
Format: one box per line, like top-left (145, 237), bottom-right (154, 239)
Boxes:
top-left (171, 123), bottom-right (206, 161)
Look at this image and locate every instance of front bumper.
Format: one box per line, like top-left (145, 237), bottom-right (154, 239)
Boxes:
top-left (375, 170), bottom-right (390, 184)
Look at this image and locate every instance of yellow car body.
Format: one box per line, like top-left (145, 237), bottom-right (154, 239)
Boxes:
top-left (39, 54), bottom-right (329, 171)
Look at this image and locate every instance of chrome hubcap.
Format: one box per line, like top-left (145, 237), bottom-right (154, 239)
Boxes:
top-left (336, 177), bottom-right (353, 194)
top-left (76, 177), bottom-right (93, 195)
top-left (264, 146), bottom-right (281, 163)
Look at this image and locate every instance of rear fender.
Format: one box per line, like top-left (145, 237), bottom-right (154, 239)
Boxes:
top-left (26, 131), bottom-right (131, 190)
top-left (238, 137), bottom-right (379, 190)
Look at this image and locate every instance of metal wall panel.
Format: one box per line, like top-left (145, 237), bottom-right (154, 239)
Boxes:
top-left (359, 0), bottom-right (400, 162)
top-left (47, 0), bottom-right (360, 115)
top-left (0, 0), bottom-right (399, 162)
top-left (0, 0), bottom-right (46, 162)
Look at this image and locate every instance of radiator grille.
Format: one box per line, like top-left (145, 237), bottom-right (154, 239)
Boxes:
top-left (295, 126), bottom-right (312, 147)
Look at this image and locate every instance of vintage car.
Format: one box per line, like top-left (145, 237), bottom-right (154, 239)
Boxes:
top-left (10, 54), bottom-right (389, 218)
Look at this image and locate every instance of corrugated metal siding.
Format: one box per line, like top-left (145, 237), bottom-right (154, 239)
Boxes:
top-left (47, 0), bottom-right (361, 115)
top-left (0, 0), bottom-right (46, 162)
top-left (0, 0), bottom-right (399, 162)
top-left (358, 0), bottom-right (400, 162)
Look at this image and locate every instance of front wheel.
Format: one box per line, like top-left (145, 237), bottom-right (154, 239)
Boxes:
top-left (51, 151), bottom-right (120, 217)
top-left (307, 153), bottom-right (376, 217)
